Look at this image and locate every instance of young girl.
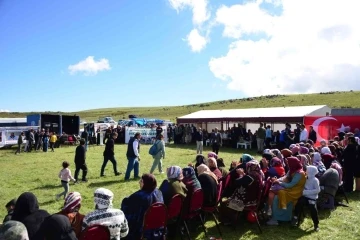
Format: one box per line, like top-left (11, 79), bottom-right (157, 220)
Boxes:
top-left (56, 161), bottom-right (76, 200)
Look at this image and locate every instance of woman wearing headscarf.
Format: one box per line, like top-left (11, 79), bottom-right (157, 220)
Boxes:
top-left (219, 160), bottom-right (264, 224)
top-left (39, 214), bottom-right (77, 240)
top-left (11, 192), bottom-right (50, 240)
top-left (261, 152), bottom-right (274, 176)
top-left (84, 188), bottom-right (128, 240)
top-left (121, 174), bottom-right (164, 239)
top-left (0, 220), bottom-right (29, 240)
top-left (182, 167), bottom-right (201, 193)
top-left (322, 154), bottom-right (343, 184)
top-left (58, 192), bottom-right (84, 238)
top-left (194, 154), bottom-right (206, 177)
top-left (312, 152), bottom-right (327, 178)
top-left (159, 166), bottom-right (187, 205)
top-left (197, 164), bottom-right (218, 207)
top-left (267, 157), bottom-right (306, 225)
top-left (216, 158), bottom-right (229, 177)
top-left (343, 136), bottom-right (358, 192)
top-left (207, 151), bottom-right (218, 160)
top-left (267, 157), bottom-right (286, 179)
top-left (297, 154), bottom-right (309, 171)
top-left (321, 146), bottom-right (331, 155)
top-left (207, 157), bottom-right (223, 179)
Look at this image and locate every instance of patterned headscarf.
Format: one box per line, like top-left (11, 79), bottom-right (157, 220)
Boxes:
top-left (197, 164), bottom-right (218, 184)
top-left (167, 166), bottom-right (182, 180)
top-left (321, 147), bottom-right (331, 155)
top-left (299, 146), bottom-right (309, 155)
top-left (241, 154), bottom-right (254, 164)
top-left (62, 192), bottom-right (81, 214)
top-left (281, 149), bottom-right (292, 158)
top-left (207, 157), bottom-right (218, 168)
top-left (94, 188), bottom-right (113, 210)
top-left (207, 152), bottom-right (218, 159)
top-left (182, 167), bottom-right (201, 191)
top-left (246, 160), bottom-right (264, 182)
top-left (287, 157), bottom-right (303, 175)
top-left (0, 221), bottom-right (29, 240)
top-left (271, 157), bottom-right (283, 167)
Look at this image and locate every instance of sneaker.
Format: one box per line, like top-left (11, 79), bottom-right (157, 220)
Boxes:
top-left (314, 225), bottom-right (319, 232)
top-left (291, 217), bottom-right (298, 227)
top-left (267, 208), bottom-right (272, 216)
top-left (266, 219), bottom-right (279, 226)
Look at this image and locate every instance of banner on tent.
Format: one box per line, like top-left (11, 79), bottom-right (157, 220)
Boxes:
top-left (304, 116), bottom-right (360, 143)
top-left (125, 127), bottom-right (168, 144)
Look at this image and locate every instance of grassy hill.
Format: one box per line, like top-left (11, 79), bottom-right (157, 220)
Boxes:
top-left (1, 91), bottom-right (359, 122)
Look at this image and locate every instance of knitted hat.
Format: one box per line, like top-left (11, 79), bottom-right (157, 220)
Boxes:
top-left (63, 192), bottom-right (81, 213)
top-left (94, 188), bottom-right (113, 210)
top-left (0, 221), bottom-right (29, 240)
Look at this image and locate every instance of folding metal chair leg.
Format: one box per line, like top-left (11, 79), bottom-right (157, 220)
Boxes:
top-left (255, 213), bottom-right (262, 234)
top-left (211, 212), bottom-right (222, 236)
top-left (198, 213), bottom-right (208, 237)
top-left (183, 221), bottom-right (191, 240)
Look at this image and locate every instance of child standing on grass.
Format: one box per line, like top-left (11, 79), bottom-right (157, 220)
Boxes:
top-left (57, 161), bottom-right (76, 200)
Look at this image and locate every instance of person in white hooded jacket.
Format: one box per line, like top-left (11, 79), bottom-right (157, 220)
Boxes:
top-left (291, 166), bottom-right (321, 231)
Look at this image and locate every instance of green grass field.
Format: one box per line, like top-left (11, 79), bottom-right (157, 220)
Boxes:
top-left (1, 144), bottom-right (359, 239)
top-left (1, 91), bottom-right (359, 122)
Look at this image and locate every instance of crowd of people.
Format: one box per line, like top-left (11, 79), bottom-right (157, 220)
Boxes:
top-left (2, 122), bottom-right (360, 240)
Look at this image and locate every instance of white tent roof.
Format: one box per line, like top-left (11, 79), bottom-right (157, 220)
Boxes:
top-left (0, 118), bottom-right (26, 123)
top-left (178, 105), bottom-right (330, 121)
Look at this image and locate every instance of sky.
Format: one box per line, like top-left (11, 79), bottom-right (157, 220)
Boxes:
top-left (1, 0), bottom-right (359, 112)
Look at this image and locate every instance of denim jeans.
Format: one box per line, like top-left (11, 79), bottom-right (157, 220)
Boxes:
top-left (58, 181), bottom-right (69, 199)
top-left (125, 157), bottom-right (139, 180)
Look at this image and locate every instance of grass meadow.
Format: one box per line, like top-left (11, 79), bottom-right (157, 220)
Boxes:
top-left (1, 91), bottom-right (360, 122)
top-left (1, 143), bottom-right (360, 239)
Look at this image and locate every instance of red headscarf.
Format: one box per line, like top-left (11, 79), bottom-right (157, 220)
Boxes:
top-left (287, 157), bottom-right (303, 175)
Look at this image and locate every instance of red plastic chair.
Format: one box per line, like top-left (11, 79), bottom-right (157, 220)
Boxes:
top-left (167, 194), bottom-right (184, 238)
top-left (243, 181), bottom-right (264, 233)
top-left (142, 202), bottom-right (167, 239)
top-left (80, 225), bottom-right (110, 240)
top-left (68, 136), bottom-right (75, 145)
top-left (181, 189), bottom-right (207, 240)
top-left (202, 180), bottom-right (223, 236)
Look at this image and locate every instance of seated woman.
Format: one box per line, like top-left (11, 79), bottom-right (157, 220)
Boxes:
top-left (57, 192), bottom-right (84, 238)
top-left (159, 166), bottom-right (187, 206)
top-left (311, 152), bottom-right (327, 178)
top-left (194, 154), bottom-right (206, 177)
top-left (39, 214), bottom-right (77, 240)
top-left (267, 157), bottom-right (286, 179)
top-left (318, 168), bottom-right (340, 209)
top-left (266, 157), bottom-right (306, 225)
top-left (182, 167), bottom-right (201, 193)
top-left (207, 157), bottom-right (223, 180)
top-left (197, 164), bottom-right (218, 207)
top-left (297, 154), bottom-right (309, 171)
top-left (11, 192), bottom-right (50, 240)
top-left (216, 158), bottom-right (229, 177)
top-left (261, 152), bottom-right (274, 176)
top-left (219, 160), bottom-right (264, 224)
top-left (322, 153), bottom-right (343, 184)
top-left (121, 174), bottom-right (164, 240)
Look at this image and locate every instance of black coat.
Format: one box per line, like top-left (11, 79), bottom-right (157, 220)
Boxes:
top-left (74, 145), bottom-right (86, 165)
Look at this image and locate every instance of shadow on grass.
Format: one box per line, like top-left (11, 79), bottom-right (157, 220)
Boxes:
top-left (88, 180), bottom-right (121, 187)
top-left (39, 199), bottom-right (57, 206)
top-left (32, 184), bottom-right (62, 190)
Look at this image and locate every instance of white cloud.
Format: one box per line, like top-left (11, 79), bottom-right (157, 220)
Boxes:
top-left (185, 29), bottom-right (208, 52)
top-left (209, 0), bottom-right (360, 96)
top-left (68, 56), bottom-right (110, 76)
top-left (168, 0), bottom-right (210, 26)
top-left (0, 109), bottom-right (10, 112)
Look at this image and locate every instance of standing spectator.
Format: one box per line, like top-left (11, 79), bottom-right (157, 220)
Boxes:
top-left (43, 130), bottom-right (50, 152)
top-left (265, 125), bottom-right (272, 149)
top-left (284, 123), bottom-right (293, 148)
top-left (81, 129), bottom-right (89, 151)
top-left (34, 130), bottom-right (39, 152)
top-left (309, 126), bottom-right (317, 144)
top-left (125, 132), bottom-right (141, 181)
top-left (3, 198), bottom-right (16, 223)
top-left (300, 124), bottom-right (308, 142)
top-left (74, 139), bottom-right (88, 182)
top-left (83, 188), bottom-right (129, 240)
top-left (195, 127), bottom-right (203, 154)
top-left (15, 132), bottom-right (24, 155)
top-left (28, 129), bottom-right (35, 152)
top-left (156, 124), bottom-right (163, 138)
top-left (24, 129), bottom-right (30, 152)
top-left (49, 132), bottom-right (57, 152)
top-left (343, 136), bottom-right (358, 192)
top-left (101, 132), bottom-right (121, 177)
top-left (294, 123), bottom-right (301, 143)
top-left (257, 123), bottom-right (266, 153)
top-left (210, 127), bottom-right (222, 155)
top-left (149, 134), bottom-right (165, 174)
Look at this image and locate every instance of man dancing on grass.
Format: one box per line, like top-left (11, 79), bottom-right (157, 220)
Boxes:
top-left (101, 132), bottom-right (121, 177)
top-left (74, 138), bottom-right (88, 182)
